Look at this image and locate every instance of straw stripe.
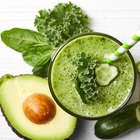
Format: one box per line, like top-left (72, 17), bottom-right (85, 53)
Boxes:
top-left (122, 43), bottom-right (132, 49)
top-left (127, 38), bottom-right (137, 45)
top-left (132, 34), bottom-right (140, 41)
top-left (114, 51), bottom-right (122, 56)
top-left (109, 54), bottom-right (120, 60)
top-left (106, 59), bottom-right (114, 64)
top-left (117, 46), bottom-right (128, 53)
top-left (106, 54), bottom-right (119, 64)
top-left (107, 30), bottom-right (140, 64)
top-left (114, 46), bottom-right (129, 57)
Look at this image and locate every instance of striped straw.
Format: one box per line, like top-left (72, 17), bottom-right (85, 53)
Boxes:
top-left (107, 30), bottom-right (140, 64)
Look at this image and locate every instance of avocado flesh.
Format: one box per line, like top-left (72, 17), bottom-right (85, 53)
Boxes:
top-left (0, 74), bottom-right (77, 140)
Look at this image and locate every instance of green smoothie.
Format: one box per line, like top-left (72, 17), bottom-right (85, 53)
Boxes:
top-left (49, 33), bottom-right (136, 118)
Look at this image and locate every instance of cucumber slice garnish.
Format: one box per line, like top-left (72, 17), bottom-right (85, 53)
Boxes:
top-left (95, 64), bottom-right (118, 86)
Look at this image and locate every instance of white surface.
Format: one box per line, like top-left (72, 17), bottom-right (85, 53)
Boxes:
top-left (0, 0), bottom-right (140, 139)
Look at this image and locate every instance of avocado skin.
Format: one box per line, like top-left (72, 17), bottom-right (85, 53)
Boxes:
top-left (1, 107), bottom-right (30, 140)
top-left (0, 74), bottom-right (14, 86)
top-left (1, 75), bottom-right (28, 139)
top-left (94, 102), bottom-right (140, 139)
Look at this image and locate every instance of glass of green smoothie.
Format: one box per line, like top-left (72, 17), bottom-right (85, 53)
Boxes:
top-left (48, 32), bottom-right (136, 119)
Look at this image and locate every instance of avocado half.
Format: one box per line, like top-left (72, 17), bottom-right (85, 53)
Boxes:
top-left (0, 74), bottom-right (77, 140)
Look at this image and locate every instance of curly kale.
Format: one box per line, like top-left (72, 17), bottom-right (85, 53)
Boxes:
top-left (33, 2), bottom-right (92, 77)
top-left (34, 2), bottom-right (92, 48)
top-left (75, 52), bottom-right (101, 104)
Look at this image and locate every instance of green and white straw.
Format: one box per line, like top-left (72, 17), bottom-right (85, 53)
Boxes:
top-left (107, 30), bottom-right (140, 64)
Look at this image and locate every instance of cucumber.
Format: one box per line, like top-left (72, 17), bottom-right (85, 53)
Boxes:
top-left (95, 64), bottom-right (118, 86)
top-left (136, 61), bottom-right (140, 73)
top-left (94, 102), bottom-right (140, 139)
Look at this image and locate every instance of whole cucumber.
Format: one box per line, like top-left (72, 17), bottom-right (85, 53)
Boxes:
top-left (94, 102), bottom-right (140, 139)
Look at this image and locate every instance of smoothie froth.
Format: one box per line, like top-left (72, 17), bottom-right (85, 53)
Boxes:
top-left (49, 34), bottom-right (135, 118)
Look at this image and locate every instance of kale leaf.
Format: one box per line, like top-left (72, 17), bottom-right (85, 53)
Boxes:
top-left (34, 2), bottom-right (92, 48)
top-left (75, 52), bottom-right (101, 104)
top-left (33, 2), bottom-right (92, 77)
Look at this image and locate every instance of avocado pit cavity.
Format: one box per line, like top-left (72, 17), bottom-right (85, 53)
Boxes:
top-left (23, 93), bottom-right (56, 124)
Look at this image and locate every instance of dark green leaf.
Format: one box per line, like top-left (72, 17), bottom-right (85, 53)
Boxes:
top-left (1, 28), bottom-right (48, 52)
top-left (32, 62), bottom-right (50, 77)
top-left (22, 46), bottom-right (55, 66)
top-left (1, 28), bottom-right (56, 71)
top-left (75, 53), bottom-right (101, 104)
top-left (34, 2), bottom-right (92, 48)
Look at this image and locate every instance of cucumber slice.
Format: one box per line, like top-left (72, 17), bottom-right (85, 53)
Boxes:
top-left (94, 102), bottom-right (140, 139)
top-left (95, 64), bottom-right (118, 86)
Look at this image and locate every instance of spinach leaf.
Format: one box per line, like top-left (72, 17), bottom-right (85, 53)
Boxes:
top-left (32, 62), bottom-right (50, 77)
top-left (1, 28), bottom-right (55, 68)
top-left (1, 28), bottom-right (48, 52)
top-left (22, 46), bottom-right (55, 66)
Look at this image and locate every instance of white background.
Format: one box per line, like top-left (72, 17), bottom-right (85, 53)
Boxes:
top-left (0, 0), bottom-right (140, 139)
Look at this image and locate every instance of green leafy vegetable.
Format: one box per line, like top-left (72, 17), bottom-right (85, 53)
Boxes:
top-left (32, 62), bottom-right (50, 77)
top-left (1, 28), bottom-right (55, 69)
top-left (1, 2), bottom-right (92, 77)
top-left (22, 47), bottom-right (55, 66)
top-left (34, 2), bottom-right (92, 48)
top-left (1, 28), bottom-right (49, 52)
top-left (75, 52), bottom-right (101, 104)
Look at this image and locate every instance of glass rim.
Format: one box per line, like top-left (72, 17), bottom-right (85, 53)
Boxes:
top-left (48, 32), bottom-right (137, 120)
